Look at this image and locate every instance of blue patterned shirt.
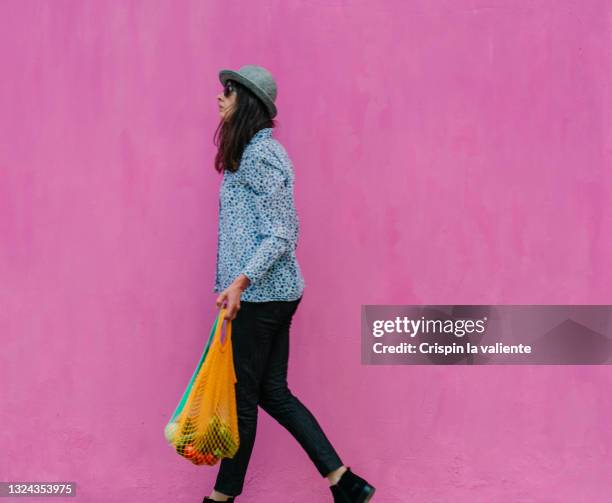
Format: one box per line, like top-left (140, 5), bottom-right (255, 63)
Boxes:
top-left (213, 128), bottom-right (306, 302)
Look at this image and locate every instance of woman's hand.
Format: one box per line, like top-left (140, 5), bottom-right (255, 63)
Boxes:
top-left (215, 274), bottom-right (251, 321)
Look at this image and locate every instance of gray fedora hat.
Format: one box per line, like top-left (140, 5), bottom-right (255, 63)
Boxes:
top-left (219, 64), bottom-right (278, 119)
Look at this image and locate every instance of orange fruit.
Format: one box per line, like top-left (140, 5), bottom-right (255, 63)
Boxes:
top-left (183, 444), bottom-right (197, 459)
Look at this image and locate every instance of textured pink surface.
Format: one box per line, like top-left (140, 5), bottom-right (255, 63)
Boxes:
top-left (1, 1), bottom-right (612, 502)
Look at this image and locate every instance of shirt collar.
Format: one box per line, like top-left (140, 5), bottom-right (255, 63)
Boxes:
top-left (250, 128), bottom-right (273, 144)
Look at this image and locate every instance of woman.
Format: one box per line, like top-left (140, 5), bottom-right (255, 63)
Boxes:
top-left (204, 64), bottom-right (375, 503)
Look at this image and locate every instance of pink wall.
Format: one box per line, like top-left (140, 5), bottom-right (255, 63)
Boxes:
top-left (2, 1), bottom-right (611, 501)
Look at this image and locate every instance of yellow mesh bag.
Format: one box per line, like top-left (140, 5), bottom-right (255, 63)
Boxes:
top-left (164, 308), bottom-right (239, 466)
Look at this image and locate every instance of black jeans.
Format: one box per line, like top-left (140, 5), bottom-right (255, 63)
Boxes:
top-left (213, 296), bottom-right (343, 497)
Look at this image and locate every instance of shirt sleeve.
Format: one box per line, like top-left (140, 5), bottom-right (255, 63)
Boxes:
top-left (239, 144), bottom-right (298, 285)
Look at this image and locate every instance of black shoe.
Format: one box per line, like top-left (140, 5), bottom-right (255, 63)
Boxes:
top-left (330, 466), bottom-right (376, 503)
top-left (202, 497), bottom-right (235, 503)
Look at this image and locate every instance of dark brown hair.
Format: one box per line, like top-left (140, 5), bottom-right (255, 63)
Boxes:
top-left (213, 79), bottom-right (276, 173)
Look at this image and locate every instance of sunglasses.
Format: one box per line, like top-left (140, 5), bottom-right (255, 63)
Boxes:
top-left (223, 81), bottom-right (236, 98)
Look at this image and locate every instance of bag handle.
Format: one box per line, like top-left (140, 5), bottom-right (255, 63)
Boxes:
top-left (215, 308), bottom-right (233, 354)
top-left (216, 308), bottom-right (237, 383)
